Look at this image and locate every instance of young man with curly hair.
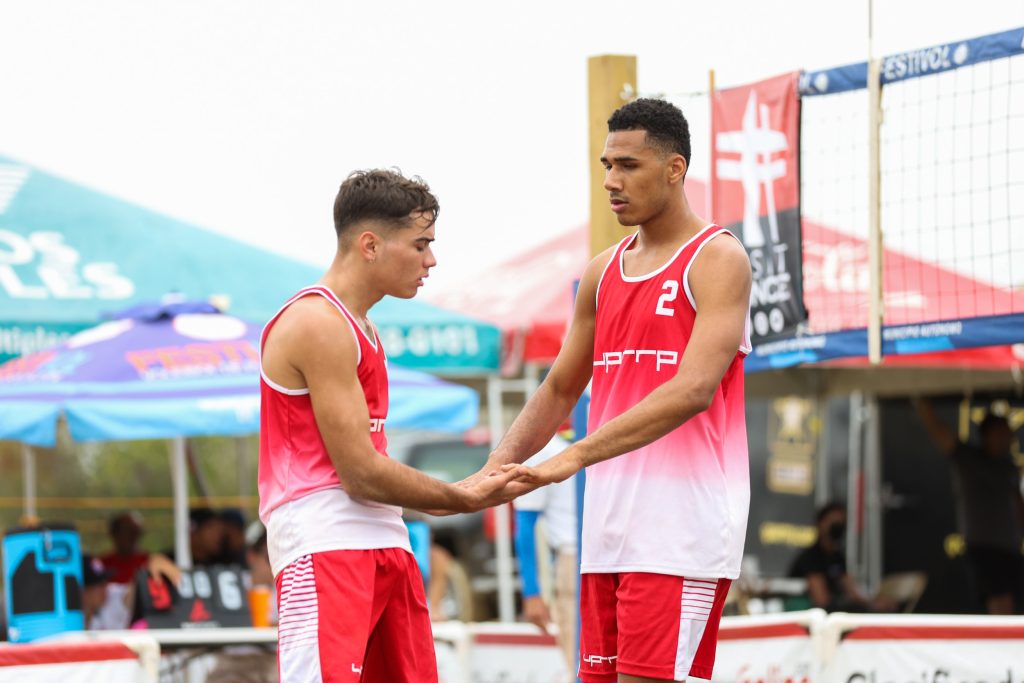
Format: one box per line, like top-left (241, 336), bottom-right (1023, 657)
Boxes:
top-left (489, 99), bottom-right (753, 683)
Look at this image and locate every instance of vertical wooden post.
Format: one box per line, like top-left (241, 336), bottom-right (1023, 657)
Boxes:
top-left (588, 55), bottom-right (637, 257)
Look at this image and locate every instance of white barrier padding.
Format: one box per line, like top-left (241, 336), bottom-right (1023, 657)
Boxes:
top-left (823, 615), bottom-right (1024, 683)
top-left (0, 639), bottom-right (158, 683)
top-left (468, 622), bottom-right (570, 683)
top-left (710, 610), bottom-right (826, 683)
top-left (20, 613), bottom-right (1024, 683)
top-left (432, 621), bottom-right (472, 683)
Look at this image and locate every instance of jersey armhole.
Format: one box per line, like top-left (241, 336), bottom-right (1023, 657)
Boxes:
top-left (681, 230), bottom-right (753, 355)
top-left (259, 287), bottom-right (363, 395)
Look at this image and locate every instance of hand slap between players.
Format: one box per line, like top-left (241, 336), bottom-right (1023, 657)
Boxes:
top-left (423, 464), bottom-right (530, 516)
top-left (461, 465), bottom-right (531, 511)
top-left (500, 447), bottom-right (583, 497)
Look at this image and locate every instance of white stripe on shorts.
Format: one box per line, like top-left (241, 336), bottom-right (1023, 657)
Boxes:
top-left (674, 578), bottom-right (717, 680)
top-left (278, 555), bottom-right (323, 682)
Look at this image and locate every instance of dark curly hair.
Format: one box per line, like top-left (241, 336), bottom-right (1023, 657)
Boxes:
top-left (608, 98), bottom-right (691, 171)
top-left (333, 169), bottom-right (439, 239)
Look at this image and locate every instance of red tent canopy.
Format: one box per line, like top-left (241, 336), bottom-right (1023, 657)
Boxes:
top-left (803, 219), bottom-right (1020, 331)
top-left (428, 183), bottom-right (708, 368)
top-left (430, 178), bottom-right (1021, 372)
top-left (429, 225), bottom-right (586, 367)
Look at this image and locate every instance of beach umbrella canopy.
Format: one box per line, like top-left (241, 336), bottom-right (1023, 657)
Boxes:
top-left (0, 300), bottom-right (479, 447)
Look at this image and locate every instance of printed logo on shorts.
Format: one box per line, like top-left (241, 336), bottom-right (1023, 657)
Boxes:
top-left (351, 663), bottom-right (363, 675)
top-left (581, 653), bottom-right (618, 667)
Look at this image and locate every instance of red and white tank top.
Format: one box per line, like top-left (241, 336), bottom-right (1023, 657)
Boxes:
top-left (258, 286), bottom-right (409, 576)
top-left (582, 225), bottom-right (751, 579)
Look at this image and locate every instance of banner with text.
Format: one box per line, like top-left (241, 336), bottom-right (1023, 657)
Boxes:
top-left (825, 620), bottom-right (1024, 683)
top-left (712, 71), bottom-right (806, 341)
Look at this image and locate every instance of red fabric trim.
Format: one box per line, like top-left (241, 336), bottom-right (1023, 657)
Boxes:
top-left (845, 625), bottom-right (1024, 640)
top-left (718, 623), bottom-right (810, 640)
top-left (0, 642), bottom-right (137, 667)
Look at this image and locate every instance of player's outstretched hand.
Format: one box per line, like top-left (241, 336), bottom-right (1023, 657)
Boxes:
top-left (500, 449), bottom-right (583, 498)
top-left (453, 460), bottom-right (499, 491)
top-left (459, 465), bottom-right (530, 512)
top-left (423, 466), bottom-right (531, 515)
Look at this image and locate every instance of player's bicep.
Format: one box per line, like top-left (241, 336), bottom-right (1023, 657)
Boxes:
top-left (674, 236), bottom-right (751, 395)
top-left (297, 318), bottom-right (376, 469)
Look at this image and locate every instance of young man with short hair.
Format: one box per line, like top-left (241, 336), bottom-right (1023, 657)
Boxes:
top-left (259, 169), bottom-right (523, 682)
top-left (491, 99), bottom-right (753, 683)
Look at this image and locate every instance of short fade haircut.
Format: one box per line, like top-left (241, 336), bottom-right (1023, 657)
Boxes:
top-left (608, 98), bottom-right (692, 171)
top-left (333, 169), bottom-right (439, 239)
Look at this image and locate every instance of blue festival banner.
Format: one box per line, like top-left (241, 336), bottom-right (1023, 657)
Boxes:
top-left (746, 312), bottom-right (1024, 373)
top-left (799, 26), bottom-right (1024, 97)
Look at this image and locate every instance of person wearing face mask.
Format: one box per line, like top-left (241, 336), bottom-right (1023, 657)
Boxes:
top-left (789, 503), bottom-right (893, 612)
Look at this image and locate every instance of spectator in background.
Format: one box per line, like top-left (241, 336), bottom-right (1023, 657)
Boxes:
top-left (94, 512), bottom-right (179, 630)
top-left (915, 398), bottom-right (1024, 614)
top-left (101, 512), bottom-right (148, 584)
top-left (166, 508), bottom-right (227, 567)
top-left (246, 521), bottom-right (273, 588)
top-left (101, 511), bottom-right (180, 585)
top-left (426, 543), bottom-right (456, 622)
top-left (513, 434), bottom-right (577, 672)
top-left (220, 509), bottom-right (248, 566)
top-left (204, 521), bottom-right (278, 683)
top-left (81, 554), bottom-right (117, 630)
top-left (789, 503), bottom-right (893, 612)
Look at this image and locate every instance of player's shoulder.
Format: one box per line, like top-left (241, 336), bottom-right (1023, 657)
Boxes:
top-left (692, 230), bottom-right (751, 278)
top-left (270, 294), bottom-right (354, 351)
top-left (702, 229), bottom-right (750, 261)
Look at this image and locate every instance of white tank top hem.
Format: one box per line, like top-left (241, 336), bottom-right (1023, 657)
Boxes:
top-left (579, 562), bottom-right (740, 580)
top-left (266, 486), bottom-right (410, 577)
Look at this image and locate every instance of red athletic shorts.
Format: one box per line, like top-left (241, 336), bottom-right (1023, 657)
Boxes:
top-left (579, 572), bottom-right (731, 682)
top-left (275, 548), bottom-right (437, 682)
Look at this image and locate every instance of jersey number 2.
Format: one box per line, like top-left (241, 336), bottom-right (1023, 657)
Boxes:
top-left (655, 280), bottom-right (678, 317)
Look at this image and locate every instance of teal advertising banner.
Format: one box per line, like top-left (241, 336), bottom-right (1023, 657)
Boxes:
top-left (0, 157), bottom-right (499, 373)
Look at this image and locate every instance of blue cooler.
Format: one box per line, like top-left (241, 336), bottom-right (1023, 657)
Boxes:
top-left (2, 525), bottom-right (84, 642)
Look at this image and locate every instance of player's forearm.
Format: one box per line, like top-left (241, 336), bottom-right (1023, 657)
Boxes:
top-left (573, 380), bottom-right (710, 469)
top-left (491, 382), bottom-right (578, 466)
top-left (337, 450), bottom-right (467, 511)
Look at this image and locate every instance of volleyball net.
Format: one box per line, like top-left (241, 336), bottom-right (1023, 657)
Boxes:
top-left (744, 27), bottom-right (1024, 370)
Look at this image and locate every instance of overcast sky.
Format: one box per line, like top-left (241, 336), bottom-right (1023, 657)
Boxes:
top-left (0, 0), bottom-right (1020, 291)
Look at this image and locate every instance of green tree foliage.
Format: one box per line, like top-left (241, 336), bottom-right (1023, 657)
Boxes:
top-left (0, 435), bottom-right (258, 560)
